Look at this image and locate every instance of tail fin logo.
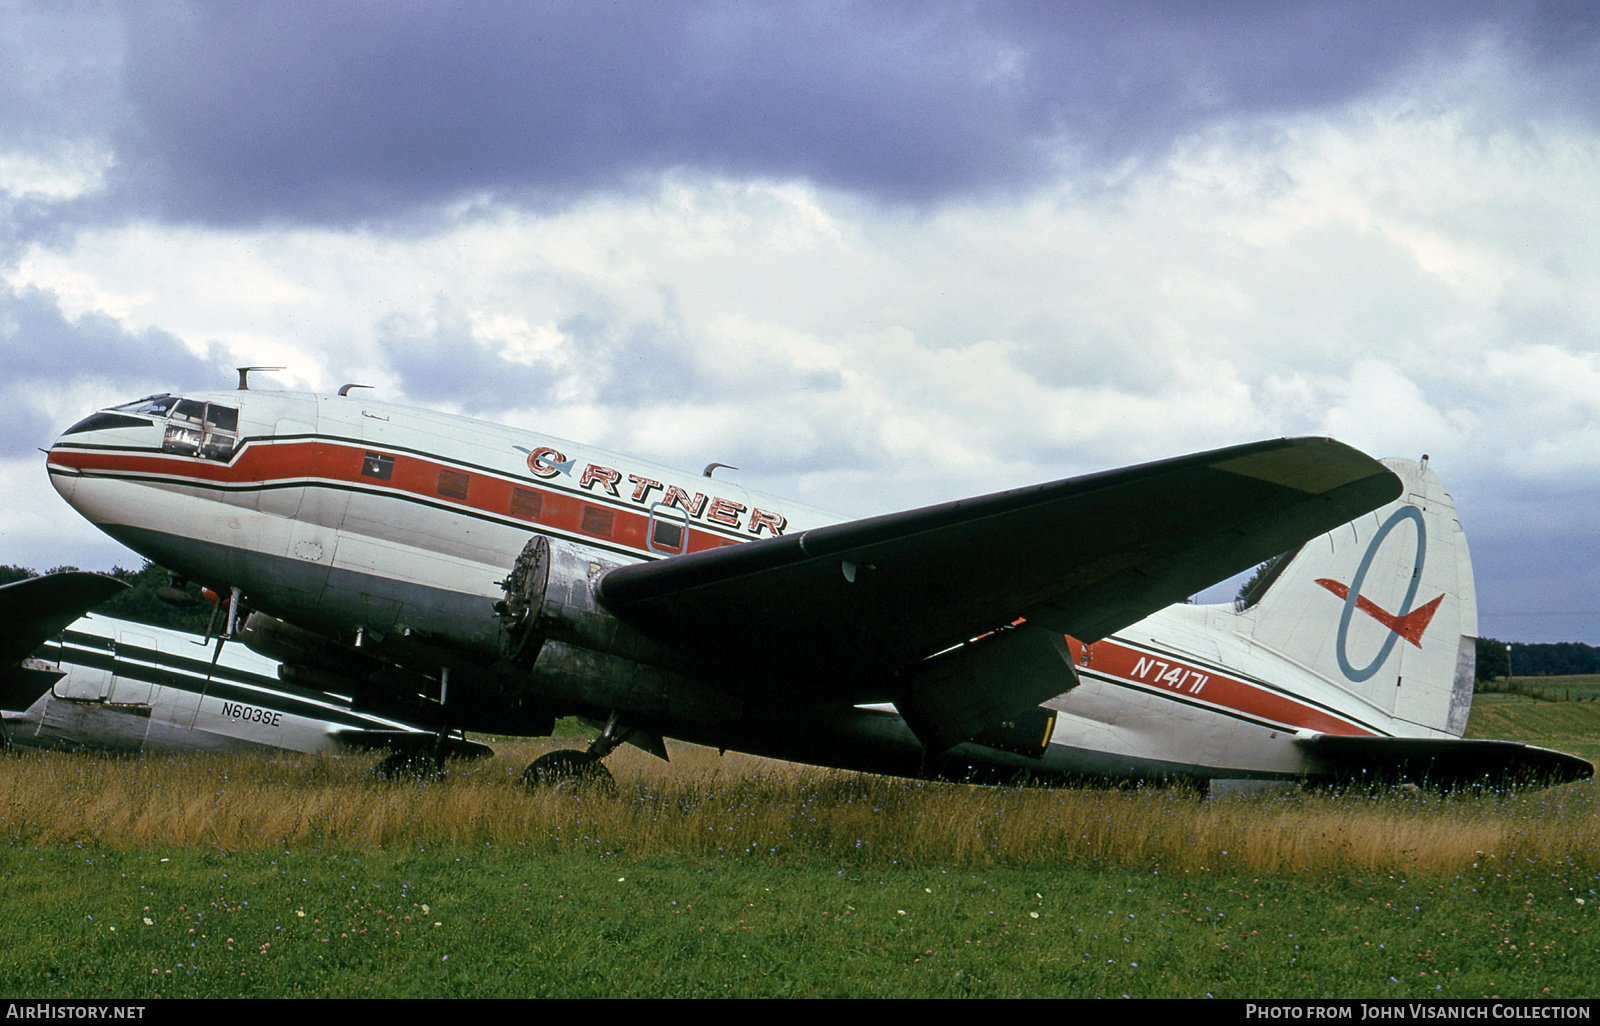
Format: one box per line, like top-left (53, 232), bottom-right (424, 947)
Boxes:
top-left (1315, 579), bottom-right (1443, 647)
top-left (1320, 505), bottom-right (1444, 682)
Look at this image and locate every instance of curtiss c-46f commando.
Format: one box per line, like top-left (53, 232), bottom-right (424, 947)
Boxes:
top-left (44, 377), bottom-right (1591, 789)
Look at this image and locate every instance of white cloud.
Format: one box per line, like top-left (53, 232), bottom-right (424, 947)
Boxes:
top-left (0, 455), bottom-right (142, 573)
top-left (0, 143), bottom-right (113, 201)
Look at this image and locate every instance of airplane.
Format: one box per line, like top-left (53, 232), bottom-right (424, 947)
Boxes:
top-left (41, 377), bottom-right (1592, 790)
top-left (0, 571), bottom-right (489, 763)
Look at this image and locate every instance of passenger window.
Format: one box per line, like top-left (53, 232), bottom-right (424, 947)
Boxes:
top-left (510, 488), bottom-right (542, 520)
top-left (437, 469), bottom-right (469, 501)
top-left (580, 505), bottom-right (615, 538)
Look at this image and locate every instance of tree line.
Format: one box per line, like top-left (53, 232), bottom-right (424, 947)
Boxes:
top-left (1474, 636), bottom-right (1600, 679)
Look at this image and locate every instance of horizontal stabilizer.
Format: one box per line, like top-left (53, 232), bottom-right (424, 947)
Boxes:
top-left (597, 437), bottom-right (1400, 697)
top-left (1298, 733), bottom-right (1593, 788)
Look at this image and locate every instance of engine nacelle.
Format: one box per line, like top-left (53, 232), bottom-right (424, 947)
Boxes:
top-left (495, 535), bottom-right (740, 725)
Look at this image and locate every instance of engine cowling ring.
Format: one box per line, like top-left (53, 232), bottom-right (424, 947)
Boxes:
top-left (497, 535), bottom-right (550, 669)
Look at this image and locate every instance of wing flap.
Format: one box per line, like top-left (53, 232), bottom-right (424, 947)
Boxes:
top-left (596, 437), bottom-right (1400, 697)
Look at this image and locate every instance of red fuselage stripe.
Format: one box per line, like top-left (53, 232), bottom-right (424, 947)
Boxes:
top-left (1082, 637), bottom-right (1376, 736)
top-left (48, 439), bottom-right (743, 558)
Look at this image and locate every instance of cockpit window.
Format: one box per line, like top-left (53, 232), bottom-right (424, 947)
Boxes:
top-left (209, 406), bottom-right (238, 433)
top-left (159, 401), bottom-right (239, 462)
top-left (112, 395), bottom-right (178, 416)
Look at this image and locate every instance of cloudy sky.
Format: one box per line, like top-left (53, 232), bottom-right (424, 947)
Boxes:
top-left (3, 1), bottom-right (1599, 643)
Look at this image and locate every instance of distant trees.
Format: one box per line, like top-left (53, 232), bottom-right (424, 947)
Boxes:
top-left (0, 565), bottom-right (38, 587)
top-left (95, 563), bottom-right (216, 635)
top-left (1475, 637), bottom-right (1510, 681)
top-left (1234, 552), bottom-right (1291, 608)
top-left (1476, 636), bottom-right (1600, 680)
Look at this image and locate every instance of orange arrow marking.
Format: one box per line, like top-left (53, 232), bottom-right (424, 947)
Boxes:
top-left (1316, 579), bottom-right (1444, 648)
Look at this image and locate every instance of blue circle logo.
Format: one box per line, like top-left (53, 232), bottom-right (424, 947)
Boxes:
top-left (1334, 505), bottom-right (1427, 683)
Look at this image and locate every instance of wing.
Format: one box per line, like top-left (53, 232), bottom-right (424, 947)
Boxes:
top-left (0, 572), bottom-right (128, 666)
top-left (596, 437), bottom-right (1400, 698)
top-left (0, 572), bottom-right (128, 712)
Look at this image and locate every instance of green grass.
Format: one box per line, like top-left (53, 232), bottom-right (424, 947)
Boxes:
top-left (3, 844), bottom-right (1595, 998)
top-left (0, 701), bottom-right (1596, 998)
top-left (1465, 693), bottom-right (1600, 767)
top-left (1477, 674), bottom-right (1600, 703)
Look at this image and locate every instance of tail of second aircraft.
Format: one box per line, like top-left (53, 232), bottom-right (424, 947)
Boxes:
top-left (1233, 457), bottom-right (1478, 736)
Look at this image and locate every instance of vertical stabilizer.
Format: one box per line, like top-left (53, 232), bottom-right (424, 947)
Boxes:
top-left (1239, 458), bottom-right (1478, 736)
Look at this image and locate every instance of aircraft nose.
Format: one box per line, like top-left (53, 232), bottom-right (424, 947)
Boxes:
top-left (47, 446), bottom-right (78, 504)
top-left (47, 406), bottom-right (160, 504)
top-left (46, 414), bottom-right (96, 503)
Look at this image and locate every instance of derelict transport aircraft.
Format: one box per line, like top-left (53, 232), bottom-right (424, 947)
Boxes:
top-left (0, 572), bottom-right (487, 761)
top-left (43, 377), bottom-right (1592, 789)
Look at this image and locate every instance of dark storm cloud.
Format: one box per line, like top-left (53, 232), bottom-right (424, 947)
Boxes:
top-left (1474, 529), bottom-right (1600, 645)
top-left (116, 1), bottom-right (1039, 223)
top-left (0, 4), bottom-right (123, 151)
top-left (104, 0), bottom-right (1600, 226)
top-left (0, 285), bottom-right (225, 454)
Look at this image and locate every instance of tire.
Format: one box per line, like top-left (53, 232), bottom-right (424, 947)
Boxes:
top-left (522, 749), bottom-right (615, 792)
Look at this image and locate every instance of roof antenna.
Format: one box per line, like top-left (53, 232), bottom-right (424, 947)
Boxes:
top-left (236, 366), bottom-right (285, 390)
top-left (339, 384), bottom-right (374, 396)
top-left (703, 462), bottom-right (738, 478)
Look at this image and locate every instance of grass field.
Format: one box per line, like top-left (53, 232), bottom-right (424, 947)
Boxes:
top-left (2, 842), bottom-right (1595, 998)
top-left (1466, 685), bottom-right (1600, 767)
top-left (0, 702), bottom-right (1596, 998)
top-left (1478, 674), bottom-right (1600, 704)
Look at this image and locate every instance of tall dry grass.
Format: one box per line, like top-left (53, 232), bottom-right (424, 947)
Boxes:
top-left (2, 739), bottom-right (1596, 876)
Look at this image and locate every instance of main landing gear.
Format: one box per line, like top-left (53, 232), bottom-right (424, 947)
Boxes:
top-left (375, 747), bottom-right (447, 780)
top-left (521, 712), bottom-right (634, 792)
top-left (371, 720), bottom-right (491, 781)
top-left (523, 749), bottom-right (614, 791)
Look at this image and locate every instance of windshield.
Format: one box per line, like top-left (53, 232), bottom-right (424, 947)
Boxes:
top-left (112, 395), bottom-right (178, 416)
